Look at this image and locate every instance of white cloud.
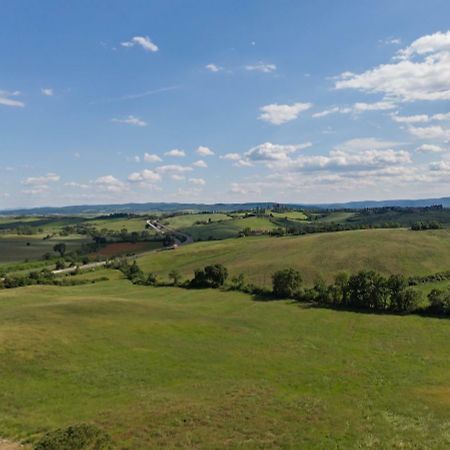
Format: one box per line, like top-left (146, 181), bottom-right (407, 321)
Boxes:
top-left (41, 88), bottom-right (53, 96)
top-left (221, 153), bottom-right (241, 161)
top-left (156, 164), bottom-right (193, 174)
top-left (391, 113), bottom-right (430, 124)
top-left (245, 142), bottom-right (312, 162)
top-left (0, 90), bottom-right (24, 108)
top-left (313, 102), bottom-right (394, 119)
top-left (335, 30), bottom-right (450, 101)
top-left (94, 175), bottom-right (128, 193)
top-left (192, 159), bottom-right (207, 168)
top-left (64, 181), bottom-right (89, 189)
top-left (121, 36), bottom-right (159, 52)
top-left (205, 63), bottom-right (222, 72)
top-left (143, 153), bottom-right (162, 163)
top-left (23, 173), bottom-right (60, 186)
top-left (245, 62), bottom-right (277, 73)
top-left (429, 160), bottom-right (450, 172)
top-left (352, 101), bottom-right (396, 112)
top-left (337, 137), bottom-right (403, 151)
top-left (128, 169), bottom-right (161, 183)
top-left (171, 174), bottom-right (185, 181)
top-left (258, 102), bottom-right (313, 125)
top-left (164, 149), bottom-right (185, 157)
top-left (416, 144), bottom-right (446, 153)
top-left (111, 115), bottom-right (147, 127)
top-left (196, 145), bottom-right (215, 156)
top-left (188, 177), bottom-right (206, 186)
top-left (408, 125), bottom-right (450, 140)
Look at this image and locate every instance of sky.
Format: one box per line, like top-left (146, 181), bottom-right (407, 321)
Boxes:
top-left (1, 0), bottom-right (450, 208)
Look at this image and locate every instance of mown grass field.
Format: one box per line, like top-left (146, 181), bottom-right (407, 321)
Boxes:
top-left (138, 229), bottom-right (450, 286)
top-left (0, 279), bottom-right (449, 449)
top-left (87, 217), bottom-right (150, 233)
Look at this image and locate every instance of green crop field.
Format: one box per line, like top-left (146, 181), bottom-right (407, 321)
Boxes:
top-left (163, 213), bottom-right (232, 229)
top-left (181, 216), bottom-right (278, 241)
top-left (87, 217), bottom-right (150, 233)
top-left (0, 236), bottom-right (89, 264)
top-left (270, 210), bottom-right (308, 220)
top-left (138, 228), bottom-right (450, 286)
top-left (0, 280), bottom-right (449, 449)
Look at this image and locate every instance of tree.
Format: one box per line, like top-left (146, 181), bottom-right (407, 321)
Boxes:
top-left (53, 243), bottom-right (66, 257)
top-left (168, 269), bottom-right (182, 286)
top-left (272, 268), bottom-right (302, 298)
top-left (55, 260), bottom-right (65, 270)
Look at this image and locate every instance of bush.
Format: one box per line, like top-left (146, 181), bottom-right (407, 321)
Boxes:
top-left (272, 268), bottom-right (302, 298)
top-left (33, 423), bottom-right (113, 450)
top-left (190, 264), bottom-right (228, 288)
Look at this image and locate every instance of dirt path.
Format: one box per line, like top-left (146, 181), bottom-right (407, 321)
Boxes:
top-left (0, 439), bottom-right (29, 450)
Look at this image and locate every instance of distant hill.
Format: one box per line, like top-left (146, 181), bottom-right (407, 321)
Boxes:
top-left (1, 197), bottom-right (450, 215)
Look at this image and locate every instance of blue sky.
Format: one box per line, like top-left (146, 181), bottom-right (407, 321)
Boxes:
top-left (1, 0), bottom-right (450, 208)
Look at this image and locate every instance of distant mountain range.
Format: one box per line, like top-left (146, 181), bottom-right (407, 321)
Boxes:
top-left (1, 197), bottom-right (450, 215)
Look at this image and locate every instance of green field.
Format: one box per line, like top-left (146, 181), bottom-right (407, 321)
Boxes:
top-left (87, 217), bottom-right (149, 233)
top-left (138, 229), bottom-right (450, 286)
top-left (0, 280), bottom-right (449, 449)
top-left (181, 216), bottom-right (278, 241)
top-left (163, 213), bottom-right (232, 229)
top-left (270, 210), bottom-right (308, 220)
top-left (0, 236), bottom-right (89, 264)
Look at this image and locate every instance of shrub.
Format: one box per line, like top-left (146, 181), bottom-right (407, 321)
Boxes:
top-left (33, 423), bottom-right (113, 450)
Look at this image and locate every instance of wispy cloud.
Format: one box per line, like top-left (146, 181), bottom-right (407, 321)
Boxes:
top-left (0, 90), bottom-right (24, 108)
top-left (111, 115), bottom-right (147, 127)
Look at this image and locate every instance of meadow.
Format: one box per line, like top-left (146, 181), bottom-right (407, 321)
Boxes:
top-left (0, 279), bottom-right (449, 449)
top-left (138, 228), bottom-right (450, 286)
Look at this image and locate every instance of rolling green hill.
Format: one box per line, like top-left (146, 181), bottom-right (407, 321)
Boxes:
top-left (0, 281), bottom-right (449, 448)
top-left (138, 228), bottom-right (450, 286)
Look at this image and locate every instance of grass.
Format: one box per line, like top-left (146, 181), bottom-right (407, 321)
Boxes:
top-left (138, 228), bottom-right (450, 286)
top-left (0, 280), bottom-right (449, 449)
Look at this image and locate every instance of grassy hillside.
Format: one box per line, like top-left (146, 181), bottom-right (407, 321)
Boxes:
top-left (163, 213), bottom-right (232, 229)
top-left (0, 281), bottom-right (449, 449)
top-left (181, 216), bottom-right (278, 241)
top-left (138, 229), bottom-right (450, 286)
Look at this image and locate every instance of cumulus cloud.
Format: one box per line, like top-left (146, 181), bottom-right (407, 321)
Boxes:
top-left (192, 159), bottom-right (207, 168)
top-left (258, 102), bottom-right (313, 125)
top-left (128, 169), bottom-right (161, 183)
top-left (416, 144), bottom-right (446, 153)
top-left (335, 30), bottom-right (450, 101)
top-left (144, 153), bottom-right (162, 163)
top-left (196, 146), bottom-right (215, 156)
top-left (221, 153), bottom-right (241, 161)
top-left (244, 142), bottom-right (312, 162)
top-left (429, 160), bottom-right (450, 172)
top-left (408, 125), bottom-right (450, 140)
top-left (64, 181), bottom-right (89, 189)
top-left (164, 149), bottom-right (185, 157)
top-left (245, 62), bottom-right (277, 73)
top-left (22, 173), bottom-right (60, 186)
top-left (127, 155), bottom-right (141, 163)
top-left (111, 115), bottom-right (147, 127)
top-left (0, 90), bottom-right (24, 108)
top-left (121, 36), bottom-right (159, 52)
top-left (391, 114), bottom-right (430, 124)
top-left (94, 175), bottom-right (128, 193)
top-left (156, 164), bottom-right (193, 174)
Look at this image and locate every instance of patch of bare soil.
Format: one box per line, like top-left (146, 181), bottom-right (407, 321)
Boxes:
top-left (0, 439), bottom-right (28, 450)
